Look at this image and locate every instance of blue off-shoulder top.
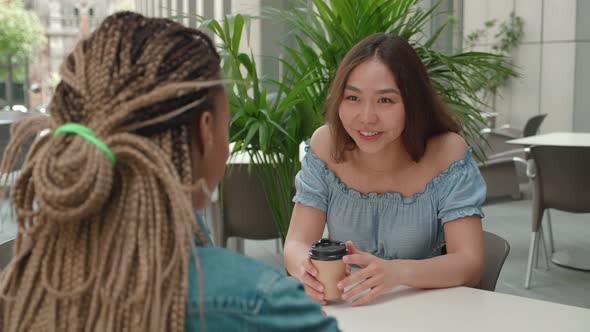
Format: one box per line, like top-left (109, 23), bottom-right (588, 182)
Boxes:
top-left (293, 143), bottom-right (486, 260)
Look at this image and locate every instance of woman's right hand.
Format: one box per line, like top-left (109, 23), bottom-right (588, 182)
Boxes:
top-left (299, 259), bottom-right (327, 305)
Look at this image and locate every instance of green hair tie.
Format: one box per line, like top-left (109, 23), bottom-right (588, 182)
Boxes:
top-left (53, 123), bottom-right (116, 166)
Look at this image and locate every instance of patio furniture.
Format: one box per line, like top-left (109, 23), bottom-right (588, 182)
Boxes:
top-left (443, 231), bottom-right (510, 292)
top-left (522, 144), bottom-right (590, 288)
top-left (323, 285), bottom-right (590, 332)
top-left (501, 113), bottom-right (548, 138)
top-left (481, 113), bottom-right (547, 156)
top-left (478, 231), bottom-right (510, 292)
top-left (477, 114), bottom-right (548, 201)
top-left (0, 239), bottom-right (14, 271)
top-left (478, 155), bottom-right (527, 200)
top-left (211, 163), bottom-right (280, 253)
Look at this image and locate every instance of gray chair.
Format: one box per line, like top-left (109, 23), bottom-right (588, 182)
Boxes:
top-left (478, 156), bottom-right (527, 200)
top-left (213, 163), bottom-right (280, 253)
top-left (482, 113), bottom-right (548, 156)
top-left (478, 231), bottom-right (510, 292)
top-left (477, 114), bottom-right (548, 201)
top-left (442, 231), bottom-right (510, 292)
top-left (0, 239), bottom-right (14, 271)
top-left (1, 115), bottom-right (36, 173)
top-left (516, 113), bottom-right (549, 138)
top-left (0, 123), bottom-right (11, 159)
top-left (1, 119), bottom-right (33, 227)
top-left (525, 146), bottom-right (590, 288)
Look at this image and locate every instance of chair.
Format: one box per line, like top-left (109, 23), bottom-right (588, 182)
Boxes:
top-left (1, 120), bottom-right (33, 228)
top-left (477, 114), bottom-right (548, 201)
top-left (478, 231), bottom-right (510, 291)
top-left (442, 231), bottom-right (510, 292)
top-left (0, 239), bottom-right (14, 271)
top-left (525, 146), bottom-right (590, 288)
top-left (0, 123), bottom-right (11, 157)
top-left (481, 114), bottom-right (547, 155)
top-left (478, 156), bottom-right (527, 200)
top-left (212, 163), bottom-right (280, 253)
top-left (519, 113), bottom-right (549, 138)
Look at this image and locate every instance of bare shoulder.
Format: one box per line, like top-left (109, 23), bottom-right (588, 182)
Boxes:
top-left (424, 132), bottom-right (469, 172)
top-left (309, 125), bottom-right (334, 163)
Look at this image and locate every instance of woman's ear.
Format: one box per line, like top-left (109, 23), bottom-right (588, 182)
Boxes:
top-left (195, 111), bottom-right (214, 156)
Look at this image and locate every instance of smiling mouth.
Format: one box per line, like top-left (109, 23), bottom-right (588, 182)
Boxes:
top-left (359, 130), bottom-right (381, 137)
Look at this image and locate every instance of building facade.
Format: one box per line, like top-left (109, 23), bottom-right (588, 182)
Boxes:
top-left (22, 0), bottom-right (131, 107)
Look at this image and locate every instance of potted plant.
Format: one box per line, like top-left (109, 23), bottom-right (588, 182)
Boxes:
top-left (199, 15), bottom-right (315, 242)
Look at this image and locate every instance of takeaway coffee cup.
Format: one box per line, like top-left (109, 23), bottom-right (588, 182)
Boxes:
top-left (309, 239), bottom-right (348, 301)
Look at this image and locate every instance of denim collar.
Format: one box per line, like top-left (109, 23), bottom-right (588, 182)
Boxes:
top-left (194, 209), bottom-right (214, 246)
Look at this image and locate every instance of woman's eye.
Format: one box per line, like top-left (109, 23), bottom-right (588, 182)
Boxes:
top-left (345, 95), bottom-right (359, 101)
top-left (378, 97), bottom-right (394, 104)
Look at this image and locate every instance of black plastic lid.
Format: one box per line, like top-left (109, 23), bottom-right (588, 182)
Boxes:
top-left (309, 239), bottom-right (348, 261)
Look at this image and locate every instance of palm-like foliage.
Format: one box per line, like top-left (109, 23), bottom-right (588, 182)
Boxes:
top-left (198, 0), bottom-right (518, 244)
top-left (200, 15), bottom-right (311, 241)
top-left (265, 0), bottom-right (517, 158)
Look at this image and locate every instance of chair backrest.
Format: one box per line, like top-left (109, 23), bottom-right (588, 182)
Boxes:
top-left (0, 123), bottom-right (11, 162)
top-left (522, 113), bottom-right (547, 137)
top-left (531, 146), bottom-right (590, 213)
top-left (1, 121), bottom-right (34, 167)
top-left (478, 157), bottom-right (524, 201)
top-left (221, 164), bottom-right (279, 242)
top-left (479, 231), bottom-right (510, 291)
top-left (0, 239), bottom-right (14, 271)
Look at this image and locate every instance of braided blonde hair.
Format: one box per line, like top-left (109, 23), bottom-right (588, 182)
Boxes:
top-left (0, 12), bottom-right (222, 331)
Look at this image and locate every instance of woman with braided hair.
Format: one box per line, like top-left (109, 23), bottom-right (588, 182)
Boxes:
top-left (0, 12), bottom-right (338, 331)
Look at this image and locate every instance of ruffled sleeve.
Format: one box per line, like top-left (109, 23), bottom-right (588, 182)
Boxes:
top-left (292, 142), bottom-right (330, 212)
top-left (437, 149), bottom-right (486, 224)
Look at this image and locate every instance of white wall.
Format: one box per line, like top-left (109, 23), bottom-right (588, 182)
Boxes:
top-left (573, 0), bottom-right (590, 132)
top-left (231, 0), bottom-right (262, 57)
top-left (463, 0), bottom-right (588, 133)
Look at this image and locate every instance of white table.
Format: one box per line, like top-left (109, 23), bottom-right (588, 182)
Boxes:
top-left (507, 131), bottom-right (590, 147)
top-left (508, 131), bottom-right (590, 271)
top-left (323, 286), bottom-right (590, 332)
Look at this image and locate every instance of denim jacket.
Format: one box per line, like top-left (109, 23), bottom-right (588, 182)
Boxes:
top-left (186, 212), bottom-right (339, 331)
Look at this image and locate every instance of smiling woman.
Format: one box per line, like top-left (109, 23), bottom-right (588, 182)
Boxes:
top-left (283, 33), bottom-right (486, 306)
top-left (339, 59), bottom-right (406, 153)
top-left (325, 33), bottom-right (461, 163)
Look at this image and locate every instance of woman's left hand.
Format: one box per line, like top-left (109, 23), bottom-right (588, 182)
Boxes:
top-left (337, 241), bottom-right (400, 306)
